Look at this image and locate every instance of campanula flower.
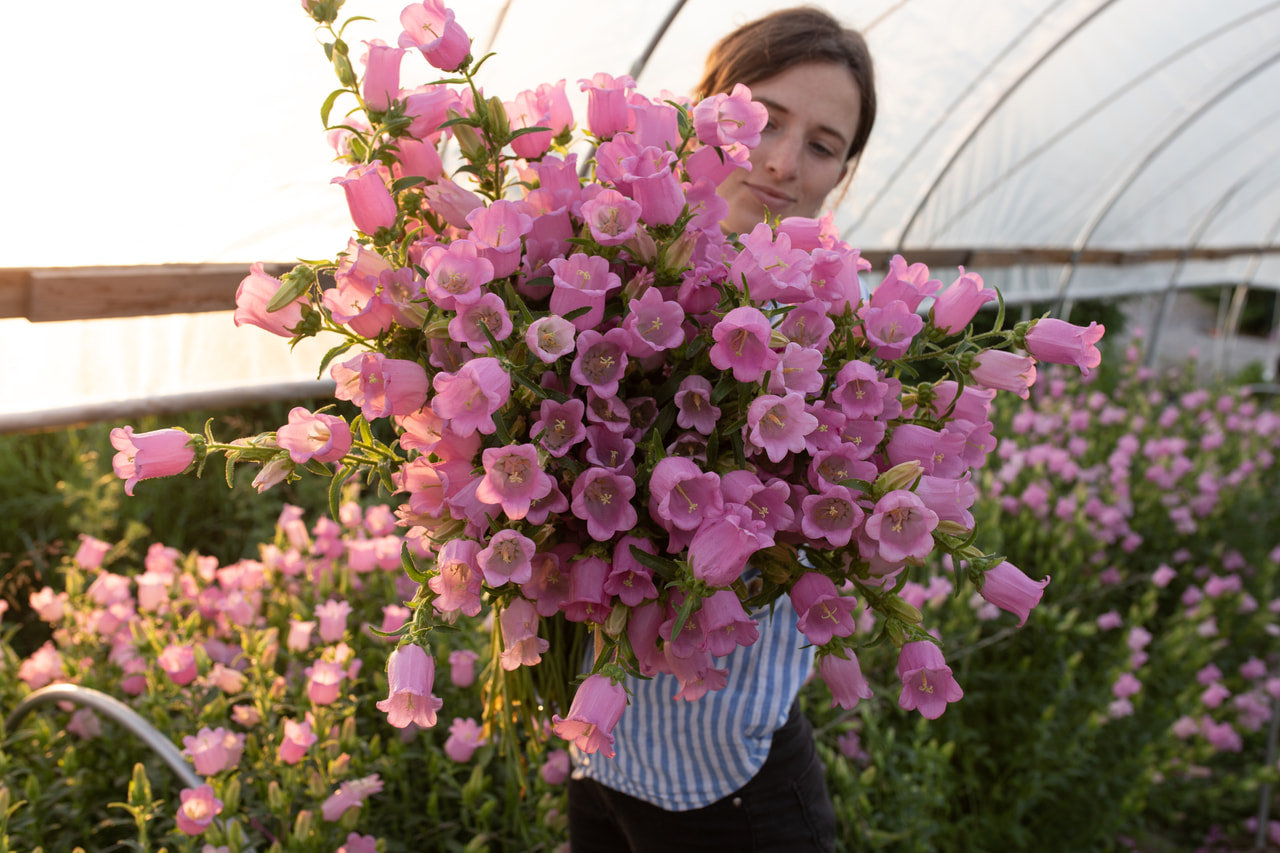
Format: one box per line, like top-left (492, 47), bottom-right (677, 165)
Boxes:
top-left (687, 506), bottom-right (770, 587)
top-left (444, 717), bottom-right (487, 762)
top-left (332, 162), bottom-right (397, 236)
top-left (570, 468), bottom-right (638, 542)
top-left (430, 357), bottom-right (511, 436)
top-left (110, 427), bottom-right (197, 497)
top-left (321, 774), bottom-right (384, 821)
top-left (864, 490), bottom-right (940, 563)
top-left (551, 673), bottom-right (627, 757)
top-left (398, 0), bottom-right (470, 71)
top-left (278, 717), bottom-right (318, 765)
top-left (897, 641), bottom-right (964, 719)
top-left (361, 39), bottom-right (405, 112)
top-left (746, 391), bottom-right (818, 463)
top-left (791, 572), bottom-right (859, 646)
top-left (932, 267), bottom-right (996, 335)
top-left (673, 376), bottom-right (720, 435)
top-left (978, 561), bottom-right (1049, 626)
top-left (332, 352), bottom-right (429, 421)
top-left (498, 598), bottom-right (549, 670)
top-left (970, 350), bottom-right (1037, 399)
top-left (1023, 318), bottom-right (1105, 375)
top-left (818, 650), bottom-right (875, 710)
top-left (692, 83), bottom-right (768, 148)
top-left (376, 644), bottom-right (443, 729)
top-left (578, 72), bottom-right (634, 139)
top-left (448, 649), bottom-right (479, 687)
top-left (234, 262), bottom-right (307, 337)
top-left (475, 445), bottom-right (553, 523)
top-left (276, 407), bottom-right (352, 464)
top-left (477, 529), bottom-right (537, 586)
top-left (175, 785), bottom-right (223, 836)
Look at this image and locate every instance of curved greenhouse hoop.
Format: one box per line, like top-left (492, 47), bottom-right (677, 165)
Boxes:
top-left (6, 683), bottom-right (202, 791)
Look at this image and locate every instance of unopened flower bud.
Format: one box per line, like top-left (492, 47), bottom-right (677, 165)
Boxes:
top-left (449, 110), bottom-right (487, 163)
top-left (302, 0), bottom-right (343, 25)
top-left (423, 317), bottom-right (453, 338)
top-left (486, 95), bottom-right (511, 146)
top-left (268, 780), bottom-right (286, 812)
top-left (604, 603), bottom-right (629, 638)
top-left (884, 595), bottom-right (924, 625)
top-left (621, 268), bottom-right (655, 303)
top-left (660, 230), bottom-right (697, 275)
top-left (293, 809), bottom-right (315, 840)
top-left (331, 41), bottom-right (357, 89)
top-left (622, 226), bottom-right (657, 265)
top-left (252, 456), bottom-right (294, 494)
top-left (770, 329), bottom-right (791, 348)
top-left (267, 265), bottom-right (317, 313)
top-left (221, 777), bottom-right (242, 814)
top-left (936, 520), bottom-right (973, 536)
top-left (884, 618), bottom-right (909, 648)
top-left (875, 460), bottom-right (925, 495)
top-left (340, 715), bottom-right (359, 752)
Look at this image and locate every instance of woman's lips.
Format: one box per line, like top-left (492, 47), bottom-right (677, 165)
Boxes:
top-left (745, 183), bottom-right (795, 212)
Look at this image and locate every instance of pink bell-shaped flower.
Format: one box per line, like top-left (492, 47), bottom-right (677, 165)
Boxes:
top-left (376, 644), bottom-right (443, 729)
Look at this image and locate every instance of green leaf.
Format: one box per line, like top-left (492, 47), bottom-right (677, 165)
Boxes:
top-left (320, 88), bottom-right (346, 128)
top-left (710, 370), bottom-right (736, 405)
top-left (510, 369), bottom-right (569, 403)
top-left (452, 162), bottom-right (491, 179)
top-left (509, 125), bottom-right (551, 139)
top-left (400, 542), bottom-right (430, 583)
top-left (391, 175), bottom-right (428, 193)
top-left (490, 407), bottom-right (512, 445)
top-left (668, 589), bottom-right (701, 643)
top-left (628, 545), bottom-right (680, 581)
top-left (437, 115), bottom-right (481, 130)
top-left (266, 265), bottom-right (316, 313)
top-left (329, 465), bottom-right (356, 521)
top-left (316, 341), bottom-right (355, 379)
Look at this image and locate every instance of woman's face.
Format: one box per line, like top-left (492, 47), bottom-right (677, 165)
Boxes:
top-left (716, 61), bottom-right (862, 235)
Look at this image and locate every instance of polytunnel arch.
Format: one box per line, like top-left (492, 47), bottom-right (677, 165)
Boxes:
top-left (1051, 47), bottom-right (1280, 310)
top-left (888, 0), bottom-right (1121, 254)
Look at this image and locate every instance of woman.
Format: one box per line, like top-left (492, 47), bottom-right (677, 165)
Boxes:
top-left (567, 7), bottom-right (878, 852)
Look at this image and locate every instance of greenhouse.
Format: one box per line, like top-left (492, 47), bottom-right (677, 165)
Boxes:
top-left (2, 0), bottom-right (1279, 850)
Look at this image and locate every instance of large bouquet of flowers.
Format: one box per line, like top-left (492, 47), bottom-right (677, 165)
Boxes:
top-left (113, 0), bottom-right (1104, 753)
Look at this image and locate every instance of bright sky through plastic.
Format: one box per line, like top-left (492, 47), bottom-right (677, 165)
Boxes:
top-left (0, 0), bottom-right (712, 269)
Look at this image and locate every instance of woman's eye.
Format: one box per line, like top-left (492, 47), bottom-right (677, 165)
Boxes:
top-left (810, 141), bottom-right (836, 158)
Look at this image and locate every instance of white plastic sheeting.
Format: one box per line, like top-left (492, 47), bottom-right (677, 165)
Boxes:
top-left (3, 0), bottom-right (1278, 426)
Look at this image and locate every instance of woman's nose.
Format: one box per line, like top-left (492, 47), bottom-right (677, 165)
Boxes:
top-left (763, 133), bottom-right (801, 180)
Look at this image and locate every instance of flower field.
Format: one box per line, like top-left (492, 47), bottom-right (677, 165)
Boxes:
top-left (1, 338), bottom-right (1278, 852)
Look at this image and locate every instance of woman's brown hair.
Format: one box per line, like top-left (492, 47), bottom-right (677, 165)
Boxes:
top-left (696, 6), bottom-right (877, 164)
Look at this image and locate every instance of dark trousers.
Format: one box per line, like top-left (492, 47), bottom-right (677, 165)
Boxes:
top-left (567, 703), bottom-right (837, 852)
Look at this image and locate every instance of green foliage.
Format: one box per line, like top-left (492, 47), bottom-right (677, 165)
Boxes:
top-left (0, 400), bottom-right (336, 656)
top-left (804, 345), bottom-right (1280, 852)
top-left (0, 502), bottom-right (568, 851)
top-left (3, 346), bottom-right (1280, 851)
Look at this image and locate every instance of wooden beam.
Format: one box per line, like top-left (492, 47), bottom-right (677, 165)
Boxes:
top-left (0, 263), bottom-right (293, 323)
top-left (0, 268), bottom-right (30, 318)
top-left (2, 247), bottom-right (1277, 323)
